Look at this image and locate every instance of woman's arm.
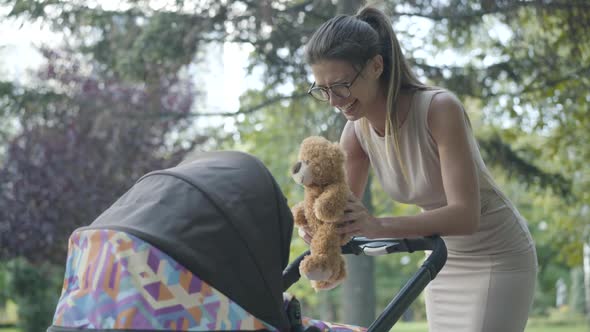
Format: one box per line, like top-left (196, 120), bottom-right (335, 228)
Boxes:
top-left (340, 121), bottom-right (370, 199)
top-left (338, 93), bottom-right (481, 239)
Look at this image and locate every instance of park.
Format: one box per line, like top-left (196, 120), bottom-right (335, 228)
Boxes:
top-left (0, 0), bottom-right (589, 331)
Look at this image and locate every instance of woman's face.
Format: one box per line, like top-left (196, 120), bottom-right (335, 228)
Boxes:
top-left (310, 57), bottom-right (383, 121)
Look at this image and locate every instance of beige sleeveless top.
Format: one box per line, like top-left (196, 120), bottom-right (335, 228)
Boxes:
top-left (353, 89), bottom-right (535, 256)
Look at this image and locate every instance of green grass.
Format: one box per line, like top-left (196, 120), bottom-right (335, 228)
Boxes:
top-left (391, 321), bottom-right (589, 332)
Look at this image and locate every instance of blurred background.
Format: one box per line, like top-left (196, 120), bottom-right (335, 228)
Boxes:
top-left (0, 0), bottom-right (589, 331)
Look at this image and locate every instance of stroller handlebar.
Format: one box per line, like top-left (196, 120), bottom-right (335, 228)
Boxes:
top-left (341, 236), bottom-right (447, 278)
top-left (282, 236), bottom-right (447, 332)
top-left (283, 235), bottom-right (447, 291)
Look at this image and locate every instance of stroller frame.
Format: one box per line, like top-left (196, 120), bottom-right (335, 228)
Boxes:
top-left (283, 236), bottom-right (447, 332)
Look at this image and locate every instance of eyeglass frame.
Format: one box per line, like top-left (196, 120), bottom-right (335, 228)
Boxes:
top-left (307, 68), bottom-right (363, 102)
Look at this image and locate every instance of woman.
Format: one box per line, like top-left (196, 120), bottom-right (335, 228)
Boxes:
top-left (299, 5), bottom-right (537, 332)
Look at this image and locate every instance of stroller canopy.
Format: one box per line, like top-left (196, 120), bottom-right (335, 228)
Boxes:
top-left (82, 151), bottom-right (294, 330)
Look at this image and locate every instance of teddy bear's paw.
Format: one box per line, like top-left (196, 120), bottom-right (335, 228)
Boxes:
top-left (300, 255), bottom-right (332, 281)
top-left (311, 280), bottom-right (341, 291)
top-left (313, 204), bottom-right (341, 223)
top-left (304, 268), bottom-right (332, 281)
top-left (332, 258), bottom-right (347, 282)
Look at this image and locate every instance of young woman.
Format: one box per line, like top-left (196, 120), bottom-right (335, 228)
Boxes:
top-left (299, 6), bottom-right (537, 332)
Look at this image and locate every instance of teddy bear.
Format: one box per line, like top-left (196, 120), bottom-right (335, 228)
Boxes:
top-left (291, 136), bottom-right (351, 291)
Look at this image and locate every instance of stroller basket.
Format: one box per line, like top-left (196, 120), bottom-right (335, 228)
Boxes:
top-left (283, 236), bottom-right (447, 332)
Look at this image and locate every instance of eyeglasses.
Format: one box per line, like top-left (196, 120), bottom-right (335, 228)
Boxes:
top-left (307, 69), bottom-right (363, 102)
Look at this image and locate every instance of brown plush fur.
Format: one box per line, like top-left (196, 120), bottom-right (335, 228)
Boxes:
top-left (291, 136), bottom-right (350, 291)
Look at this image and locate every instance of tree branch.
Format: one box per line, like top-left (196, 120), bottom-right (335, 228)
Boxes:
top-left (393, 1), bottom-right (590, 20)
top-left (479, 134), bottom-right (572, 199)
top-left (142, 92), bottom-right (309, 118)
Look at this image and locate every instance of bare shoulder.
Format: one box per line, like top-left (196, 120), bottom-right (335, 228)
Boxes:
top-left (425, 91), bottom-right (470, 146)
top-left (427, 91), bottom-right (467, 138)
top-left (429, 91), bottom-right (464, 117)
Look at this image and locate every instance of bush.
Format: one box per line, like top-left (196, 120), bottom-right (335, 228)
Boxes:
top-left (4, 259), bottom-right (62, 332)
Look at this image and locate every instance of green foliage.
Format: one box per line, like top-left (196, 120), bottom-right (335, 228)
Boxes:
top-left (489, 167), bottom-right (582, 315)
top-left (229, 85), bottom-right (343, 200)
top-left (3, 259), bottom-right (62, 332)
top-left (0, 265), bottom-right (8, 306)
top-left (478, 133), bottom-right (571, 199)
top-left (0, 45), bottom-right (205, 263)
top-left (96, 11), bottom-right (206, 82)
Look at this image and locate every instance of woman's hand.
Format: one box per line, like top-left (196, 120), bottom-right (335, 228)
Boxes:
top-left (298, 193), bottom-right (386, 244)
top-left (297, 225), bottom-right (313, 245)
top-left (337, 192), bottom-right (384, 239)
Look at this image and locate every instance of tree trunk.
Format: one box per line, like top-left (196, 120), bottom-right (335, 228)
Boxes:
top-left (584, 240), bottom-right (590, 322)
top-left (569, 266), bottom-right (586, 314)
top-left (583, 207), bottom-right (590, 323)
top-left (318, 291), bottom-right (336, 322)
top-left (342, 175), bottom-right (376, 326)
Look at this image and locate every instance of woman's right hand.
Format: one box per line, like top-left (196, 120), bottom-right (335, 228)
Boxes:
top-left (297, 226), bottom-right (312, 245)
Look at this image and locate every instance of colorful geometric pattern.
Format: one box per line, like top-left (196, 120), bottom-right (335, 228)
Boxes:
top-left (301, 317), bottom-right (367, 332)
top-left (281, 294), bottom-right (366, 332)
top-left (51, 229), bottom-right (278, 331)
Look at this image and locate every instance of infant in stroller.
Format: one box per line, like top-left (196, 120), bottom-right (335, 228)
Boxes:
top-left (47, 151), bottom-right (368, 332)
top-left (47, 151), bottom-right (446, 332)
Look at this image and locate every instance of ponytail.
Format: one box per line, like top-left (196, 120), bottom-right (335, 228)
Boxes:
top-left (356, 6), bottom-right (425, 181)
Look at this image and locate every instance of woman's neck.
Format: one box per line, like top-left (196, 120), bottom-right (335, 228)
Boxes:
top-left (366, 105), bottom-right (387, 137)
top-left (365, 89), bottom-right (413, 137)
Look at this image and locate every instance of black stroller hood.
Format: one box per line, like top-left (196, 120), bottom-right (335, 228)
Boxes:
top-left (83, 151), bottom-right (294, 331)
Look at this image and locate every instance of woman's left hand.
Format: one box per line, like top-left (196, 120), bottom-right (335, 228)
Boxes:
top-left (337, 192), bottom-right (384, 239)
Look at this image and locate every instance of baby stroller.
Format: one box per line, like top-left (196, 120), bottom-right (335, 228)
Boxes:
top-left (47, 151), bottom-right (447, 332)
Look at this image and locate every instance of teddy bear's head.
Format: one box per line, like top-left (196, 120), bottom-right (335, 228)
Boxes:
top-left (291, 136), bottom-right (345, 187)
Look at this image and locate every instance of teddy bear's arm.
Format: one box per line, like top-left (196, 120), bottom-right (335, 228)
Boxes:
top-left (291, 201), bottom-right (308, 227)
top-left (314, 183), bottom-right (349, 222)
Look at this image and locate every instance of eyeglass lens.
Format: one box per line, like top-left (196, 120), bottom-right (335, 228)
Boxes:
top-left (311, 85), bottom-right (351, 101)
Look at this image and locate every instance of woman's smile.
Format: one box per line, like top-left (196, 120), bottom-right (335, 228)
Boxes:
top-left (339, 99), bottom-right (358, 117)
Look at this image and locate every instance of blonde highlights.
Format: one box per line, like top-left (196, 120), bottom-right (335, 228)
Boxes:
top-left (355, 6), bottom-right (426, 182)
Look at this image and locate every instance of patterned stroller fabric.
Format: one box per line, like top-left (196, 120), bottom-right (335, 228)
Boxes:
top-left (301, 318), bottom-right (366, 332)
top-left (279, 294), bottom-right (365, 332)
top-left (51, 229), bottom-right (365, 332)
top-left (52, 229), bottom-right (277, 330)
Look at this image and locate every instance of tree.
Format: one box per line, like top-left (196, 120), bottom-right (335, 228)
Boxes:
top-left (2, 0), bottom-right (589, 324)
top-left (0, 46), bottom-right (204, 263)
top-left (570, 267), bottom-right (586, 315)
top-left (1, 1), bottom-right (577, 190)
